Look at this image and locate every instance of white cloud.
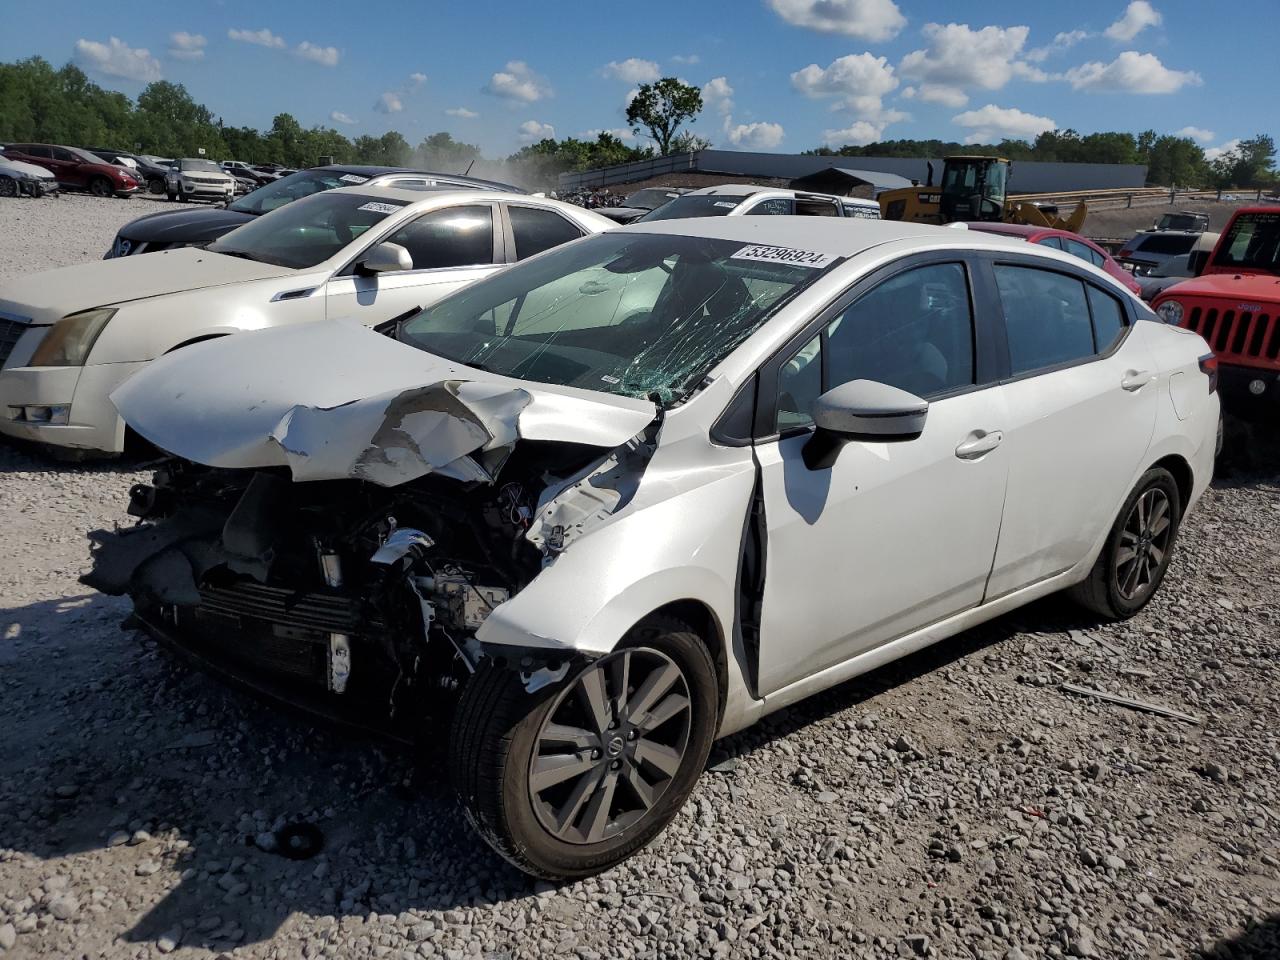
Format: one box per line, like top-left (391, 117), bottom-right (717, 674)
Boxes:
top-left (409, 72), bottom-right (427, 87)
top-left (791, 53), bottom-right (898, 114)
top-left (518, 120), bottom-right (556, 142)
top-left (167, 32), bottom-right (206, 61)
top-left (296, 41), bottom-right (340, 67)
top-left (726, 121), bottom-right (785, 150)
top-left (702, 76), bottom-right (735, 116)
top-left (330, 111), bottom-right (356, 125)
top-left (1064, 51), bottom-right (1200, 93)
top-left (1204, 139), bottom-right (1241, 163)
top-left (446, 107), bottom-right (479, 119)
top-left (1175, 126), bottom-right (1214, 143)
top-left (899, 23), bottom-right (1037, 94)
top-left (822, 121), bottom-right (887, 146)
top-left (671, 54), bottom-right (700, 65)
top-left (227, 27), bottom-right (284, 49)
top-left (484, 60), bottom-right (553, 103)
top-left (602, 58), bottom-right (660, 84)
top-left (374, 92), bottom-right (403, 114)
top-left (1104, 1), bottom-right (1162, 41)
top-left (73, 37), bottom-right (161, 82)
top-left (901, 83), bottom-right (969, 107)
top-left (1026, 29), bottom-right (1089, 62)
top-left (768, 0), bottom-right (906, 41)
top-left (952, 103), bottom-right (1056, 143)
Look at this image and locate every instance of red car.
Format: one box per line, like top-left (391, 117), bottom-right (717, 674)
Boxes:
top-left (967, 222), bottom-right (1142, 295)
top-left (2, 143), bottom-right (141, 198)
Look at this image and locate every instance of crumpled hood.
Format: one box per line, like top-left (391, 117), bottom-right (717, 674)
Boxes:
top-left (0, 247), bottom-right (295, 327)
top-left (0, 159), bottom-right (55, 180)
top-left (111, 319), bottom-right (658, 486)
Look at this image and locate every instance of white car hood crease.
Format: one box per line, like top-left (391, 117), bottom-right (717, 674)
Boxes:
top-left (0, 247), bottom-right (295, 326)
top-left (111, 319), bottom-right (658, 486)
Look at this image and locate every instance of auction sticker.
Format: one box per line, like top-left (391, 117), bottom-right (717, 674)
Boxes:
top-left (339, 173), bottom-right (370, 183)
top-left (357, 201), bottom-right (403, 214)
top-left (731, 244), bottom-right (836, 269)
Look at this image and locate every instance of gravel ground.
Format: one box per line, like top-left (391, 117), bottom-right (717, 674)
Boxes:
top-left (2, 193), bottom-right (1280, 960)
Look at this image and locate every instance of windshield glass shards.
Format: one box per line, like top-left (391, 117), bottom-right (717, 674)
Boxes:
top-left (399, 232), bottom-right (832, 404)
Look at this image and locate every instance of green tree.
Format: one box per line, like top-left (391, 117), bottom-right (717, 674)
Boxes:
top-left (625, 78), bottom-right (703, 156)
top-left (132, 81), bottom-right (226, 158)
top-left (413, 132), bottom-right (482, 171)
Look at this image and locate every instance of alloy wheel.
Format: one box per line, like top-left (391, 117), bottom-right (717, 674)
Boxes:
top-left (91, 179), bottom-right (111, 197)
top-left (1115, 488), bottom-right (1173, 601)
top-left (0, 179), bottom-right (16, 198)
top-left (528, 648), bottom-right (692, 845)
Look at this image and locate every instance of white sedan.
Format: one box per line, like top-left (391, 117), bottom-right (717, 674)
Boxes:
top-left (86, 216), bottom-right (1218, 878)
top-left (0, 187), bottom-right (611, 455)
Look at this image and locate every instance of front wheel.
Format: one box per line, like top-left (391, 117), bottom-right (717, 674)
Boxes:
top-left (0, 178), bottom-right (17, 198)
top-left (449, 616), bottom-right (718, 879)
top-left (147, 177), bottom-right (165, 195)
top-left (1069, 467), bottom-right (1183, 619)
top-left (89, 177), bottom-right (113, 198)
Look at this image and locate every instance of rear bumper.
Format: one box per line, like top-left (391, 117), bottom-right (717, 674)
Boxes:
top-left (1219, 363), bottom-right (1280, 421)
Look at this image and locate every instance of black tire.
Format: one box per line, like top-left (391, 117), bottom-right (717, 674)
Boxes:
top-left (89, 177), bottom-right (113, 198)
top-left (1069, 467), bottom-right (1182, 619)
top-left (450, 615), bottom-right (718, 879)
top-left (0, 178), bottom-right (17, 198)
top-left (148, 177), bottom-right (165, 195)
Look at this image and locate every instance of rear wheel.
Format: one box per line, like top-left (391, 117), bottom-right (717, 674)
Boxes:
top-left (449, 615), bottom-right (718, 879)
top-left (1069, 467), bottom-right (1182, 619)
top-left (89, 177), bottom-right (113, 198)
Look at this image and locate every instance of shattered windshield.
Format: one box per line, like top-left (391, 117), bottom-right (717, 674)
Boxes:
top-left (1212, 212), bottom-right (1280, 274)
top-left (399, 232), bottom-right (830, 404)
top-left (638, 195), bottom-right (745, 221)
top-left (208, 192), bottom-right (408, 269)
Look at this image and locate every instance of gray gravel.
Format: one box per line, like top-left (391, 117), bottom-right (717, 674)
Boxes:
top-left (2, 193), bottom-right (1280, 959)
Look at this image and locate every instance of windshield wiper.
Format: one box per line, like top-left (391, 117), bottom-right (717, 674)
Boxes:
top-left (211, 249), bottom-right (261, 262)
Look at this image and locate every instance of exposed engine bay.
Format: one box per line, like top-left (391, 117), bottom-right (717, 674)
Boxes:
top-left (81, 432), bottom-right (655, 737)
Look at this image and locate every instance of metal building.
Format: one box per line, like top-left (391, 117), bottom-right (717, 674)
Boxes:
top-left (557, 149), bottom-right (1148, 195)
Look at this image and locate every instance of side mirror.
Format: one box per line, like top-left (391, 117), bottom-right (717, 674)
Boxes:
top-left (355, 241), bottom-right (412, 275)
top-left (1187, 249), bottom-right (1209, 277)
top-left (803, 379), bottom-right (928, 470)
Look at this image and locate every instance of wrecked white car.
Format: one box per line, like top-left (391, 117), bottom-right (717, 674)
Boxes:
top-left (83, 217), bottom-right (1219, 878)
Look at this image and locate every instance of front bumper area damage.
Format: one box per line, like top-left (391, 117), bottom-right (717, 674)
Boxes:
top-left (82, 395), bottom-right (660, 736)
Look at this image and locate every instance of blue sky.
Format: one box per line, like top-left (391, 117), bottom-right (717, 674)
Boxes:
top-left (3, 0), bottom-right (1272, 161)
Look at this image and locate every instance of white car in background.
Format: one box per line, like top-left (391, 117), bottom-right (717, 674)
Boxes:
top-left (0, 187), bottom-right (611, 455)
top-left (87, 216), bottom-right (1218, 878)
top-left (638, 184), bottom-right (881, 221)
top-left (165, 158), bottom-right (237, 203)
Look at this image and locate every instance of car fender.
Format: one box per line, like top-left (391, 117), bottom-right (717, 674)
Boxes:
top-left (87, 275), bottom-right (330, 364)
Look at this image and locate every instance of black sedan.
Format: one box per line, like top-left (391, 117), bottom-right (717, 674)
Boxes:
top-left (105, 165), bottom-right (526, 258)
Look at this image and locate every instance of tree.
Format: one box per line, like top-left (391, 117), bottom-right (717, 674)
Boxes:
top-left (625, 78), bottom-right (702, 156)
top-left (1146, 136), bottom-right (1207, 187)
top-left (414, 132), bottom-right (481, 172)
top-left (670, 131), bottom-right (713, 154)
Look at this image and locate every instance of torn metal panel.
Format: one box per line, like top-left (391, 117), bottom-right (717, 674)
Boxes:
top-left (526, 428), bottom-right (657, 555)
top-left (110, 319), bottom-right (656, 484)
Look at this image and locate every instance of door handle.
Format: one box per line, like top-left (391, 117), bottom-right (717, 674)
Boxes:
top-left (955, 429), bottom-right (1003, 460)
top-left (1121, 370), bottom-right (1153, 392)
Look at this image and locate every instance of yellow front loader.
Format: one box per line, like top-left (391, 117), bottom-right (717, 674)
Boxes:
top-left (879, 156), bottom-right (1087, 232)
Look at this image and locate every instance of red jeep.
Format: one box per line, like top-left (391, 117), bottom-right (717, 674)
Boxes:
top-left (1152, 207), bottom-right (1280, 418)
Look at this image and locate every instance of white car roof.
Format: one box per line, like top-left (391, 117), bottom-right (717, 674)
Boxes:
top-left (618, 213), bottom-right (1027, 258)
top-left (328, 185), bottom-right (614, 228)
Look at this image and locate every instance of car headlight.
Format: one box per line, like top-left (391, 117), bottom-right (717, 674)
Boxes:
top-left (28, 308), bottom-right (117, 366)
top-left (1156, 300), bottom-right (1184, 325)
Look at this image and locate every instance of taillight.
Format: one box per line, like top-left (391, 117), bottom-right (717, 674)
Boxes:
top-left (1199, 353), bottom-right (1218, 393)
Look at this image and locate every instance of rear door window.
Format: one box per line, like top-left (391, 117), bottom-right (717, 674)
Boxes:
top-left (1086, 285), bottom-right (1127, 353)
top-left (1063, 237), bottom-right (1101, 266)
top-left (507, 205), bottom-right (584, 260)
top-left (994, 265), bottom-right (1095, 375)
top-left (382, 205), bottom-right (494, 270)
top-left (745, 198), bottom-right (794, 216)
top-left (1035, 236), bottom-right (1064, 250)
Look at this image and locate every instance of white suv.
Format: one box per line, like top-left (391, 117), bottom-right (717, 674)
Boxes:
top-left (165, 158), bottom-right (236, 203)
